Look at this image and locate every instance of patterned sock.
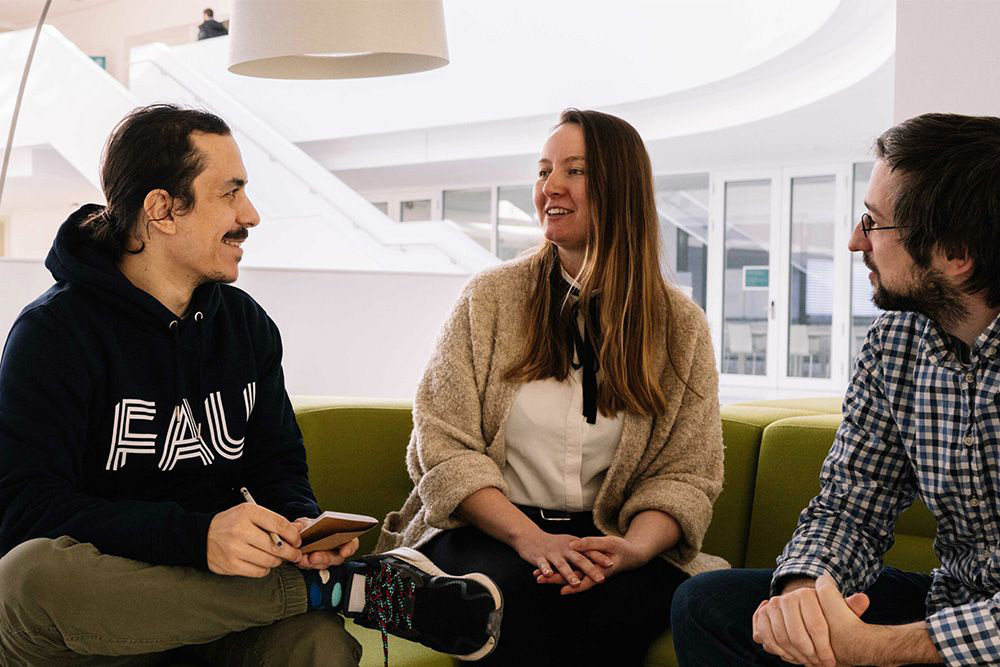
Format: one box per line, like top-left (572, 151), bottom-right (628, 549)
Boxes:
top-left (301, 566), bottom-right (349, 611)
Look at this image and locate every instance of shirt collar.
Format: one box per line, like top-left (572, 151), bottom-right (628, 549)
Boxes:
top-left (560, 266), bottom-right (582, 291)
top-left (971, 310), bottom-right (1000, 353)
top-left (921, 310), bottom-right (1000, 368)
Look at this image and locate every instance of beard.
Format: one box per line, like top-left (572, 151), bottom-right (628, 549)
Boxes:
top-left (865, 253), bottom-right (968, 327)
top-left (197, 269), bottom-right (239, 286)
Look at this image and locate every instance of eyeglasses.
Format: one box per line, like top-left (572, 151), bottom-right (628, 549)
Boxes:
top-left (859, 212), bottom-right (902, 238)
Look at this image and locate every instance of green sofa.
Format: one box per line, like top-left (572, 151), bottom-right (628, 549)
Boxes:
top-left (291, 396), bottom-right (939, 667)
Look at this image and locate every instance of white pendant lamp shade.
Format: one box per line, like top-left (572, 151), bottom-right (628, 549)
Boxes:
top-left (228, 0), bottom-right (449, 79)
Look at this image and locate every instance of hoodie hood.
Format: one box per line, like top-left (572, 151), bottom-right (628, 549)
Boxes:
top-left (44, 204), bottom-right (221, 332)
top-left (0, 204), bottom-right (319, 570)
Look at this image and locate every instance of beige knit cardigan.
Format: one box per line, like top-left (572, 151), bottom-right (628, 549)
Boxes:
top-left (376, 255), bottom-right (728, 575)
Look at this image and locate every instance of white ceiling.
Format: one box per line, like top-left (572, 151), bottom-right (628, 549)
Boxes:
top-left (168, 0), bottom-right (842, 143)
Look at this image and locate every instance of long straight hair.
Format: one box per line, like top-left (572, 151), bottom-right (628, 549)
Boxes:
top-left (506, 109), bottom-right (679, 417)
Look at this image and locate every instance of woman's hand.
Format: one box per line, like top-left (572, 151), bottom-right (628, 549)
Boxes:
top-left (535, 510), bottom-right (682, 593)
top-left (533, 535), bottom-right (651, 594)
top-left (512, 527), bottom-right (614, 589)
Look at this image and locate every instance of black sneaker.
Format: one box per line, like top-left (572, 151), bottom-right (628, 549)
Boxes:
top-left (347, 547), bottom-right (503, 663)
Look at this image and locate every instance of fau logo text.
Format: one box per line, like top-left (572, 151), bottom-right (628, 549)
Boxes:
top-left (105, 382), bottom-right (257, 471)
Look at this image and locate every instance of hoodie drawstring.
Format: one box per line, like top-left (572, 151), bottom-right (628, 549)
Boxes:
top-left (168, 312), bottom-right (205, 422)
top-left (168, 320), bottom-right (181, 416)
top-left (193, 311), bottom-right (204, 417)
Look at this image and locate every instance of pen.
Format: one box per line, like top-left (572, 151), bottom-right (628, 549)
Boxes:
top-left (239, 486), bottom-right (284, 548)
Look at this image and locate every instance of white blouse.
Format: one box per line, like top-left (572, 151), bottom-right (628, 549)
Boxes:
top-left (502, 269), bottom-right (625, 512)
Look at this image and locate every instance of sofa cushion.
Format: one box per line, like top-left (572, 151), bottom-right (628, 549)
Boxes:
top-left (729, 396), bottom-right (843, 414)
top-left (347, 621), bottom-right (453, 667)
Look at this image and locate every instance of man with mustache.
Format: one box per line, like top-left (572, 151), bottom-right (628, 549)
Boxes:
top-left (672, 113), bottom-right (1000, 666)
top-left (0, 104), bottom-right (502, 665)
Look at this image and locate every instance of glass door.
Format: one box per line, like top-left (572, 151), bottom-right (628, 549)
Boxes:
top-left (708, 171), bottom-right (781, 388)
top-left (850, 162), bottom-right (879, 364)
top-left (775, 166), bottom-right (852, 392)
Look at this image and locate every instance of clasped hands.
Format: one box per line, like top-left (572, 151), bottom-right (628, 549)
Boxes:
top-left (753, 575), bottom-right (877, 667)
top-left (207, 503), bottom-right (359, 577)
top-left (514, 529), bottom-right (648, 595)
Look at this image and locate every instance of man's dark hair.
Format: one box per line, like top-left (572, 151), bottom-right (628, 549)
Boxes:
top-left (876, 113), bottom-right (1000, 307)
top-left (82, 104), bottom-right (231, 259)
top-left (204, 8), bottom-right (214, 18)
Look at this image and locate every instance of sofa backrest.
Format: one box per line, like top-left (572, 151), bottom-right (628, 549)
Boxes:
top-left (706, 405), bottom-right (839, 567)
top-left (290, 396), bottom-right (940, 575)
top-left (293, 398), bottom-right (415, 555)
top-left (743, 413), bottom-right (939, 572)
top-left (293, 397), bottom-right (821, 567)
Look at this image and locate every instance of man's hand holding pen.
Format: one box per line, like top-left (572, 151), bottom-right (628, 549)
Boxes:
top-left (207, 501), bottom-right (303, 577)
top-left (207, 488), bottom-right (362, 577)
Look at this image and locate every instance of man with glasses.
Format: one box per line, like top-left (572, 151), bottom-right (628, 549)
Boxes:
top-left (671, 113), bottom-right (1000, 666)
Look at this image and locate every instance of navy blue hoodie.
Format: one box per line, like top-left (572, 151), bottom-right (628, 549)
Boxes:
top-left (0, 204), bottom-right (320, 568)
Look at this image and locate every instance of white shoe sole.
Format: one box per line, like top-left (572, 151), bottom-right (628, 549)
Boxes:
top-left (381, 547), bottom-right (504, 661)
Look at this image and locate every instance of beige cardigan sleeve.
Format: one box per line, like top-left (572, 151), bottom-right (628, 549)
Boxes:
top-left (618, 311), bottom-right (724, 564)
top-left (407, 278), bottom-right (508, 530)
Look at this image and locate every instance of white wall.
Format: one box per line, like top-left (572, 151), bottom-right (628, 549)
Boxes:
top-left (0, 259), bottom-right (468, 399)
top-left (0, 259), bottom-right (55, 333)
top-left (6, 206), bottom-right (79, 258)
top-left (894, 0), bottom-right (1000, 122)
top-left (235, 267), bottom-right (468, 397)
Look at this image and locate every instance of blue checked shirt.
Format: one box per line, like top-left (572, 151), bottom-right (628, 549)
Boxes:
top-left (773, 310), bottom-right (1000, 666)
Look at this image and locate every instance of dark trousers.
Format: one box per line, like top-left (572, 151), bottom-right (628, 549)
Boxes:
top-left (419, 512), bottom-right (688, 666)
top-left (670, 567), bottom-right (938, 667)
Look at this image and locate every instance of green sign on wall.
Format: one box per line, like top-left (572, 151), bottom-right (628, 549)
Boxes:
top-left (742, 266), bottom-right (769, 290)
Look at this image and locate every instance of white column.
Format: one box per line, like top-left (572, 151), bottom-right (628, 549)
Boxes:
top-left (894, 0), bottom-right (1000, 122)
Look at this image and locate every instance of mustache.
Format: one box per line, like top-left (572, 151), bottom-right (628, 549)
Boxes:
top-left (862, 252), bottom-right (877, 274)
top-left (223, 228), bottom-right (249, 242)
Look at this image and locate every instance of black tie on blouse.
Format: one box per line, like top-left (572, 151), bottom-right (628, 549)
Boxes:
top-left (551, 265), bottom-right (600, 424)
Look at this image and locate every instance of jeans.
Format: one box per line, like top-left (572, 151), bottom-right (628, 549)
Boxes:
top-left (670, 567), bottom-right (938, 667)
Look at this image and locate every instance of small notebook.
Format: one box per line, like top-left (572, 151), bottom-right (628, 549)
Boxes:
top-left (299, 511), bottom-right (380, 553)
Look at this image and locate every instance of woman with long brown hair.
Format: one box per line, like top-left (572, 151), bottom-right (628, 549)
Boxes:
top-left (376, 109), bottom-right (724, 664)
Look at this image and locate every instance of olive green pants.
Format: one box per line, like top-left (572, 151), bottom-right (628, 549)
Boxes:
top-left (0, 537), bottom-right (362, 666)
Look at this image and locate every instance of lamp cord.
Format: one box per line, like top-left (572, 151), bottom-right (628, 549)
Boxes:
top-left (0, 0), bottom-right (54, 212)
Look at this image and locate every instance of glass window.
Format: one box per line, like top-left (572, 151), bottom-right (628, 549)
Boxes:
top-left (443, 188), bottom-right (492, 252)
top-left (723, 180), bottom-right (771, 376)
top-left (850, 162), bottom-right (879, 363)
top-left (400, 199), bottom-right (432, 222)
top-left (787, 176), bottom-right (835, 378)
top-left (497, 185), bottom-right (541, 260)
top-left (655, 174), bottom-right (709, 310)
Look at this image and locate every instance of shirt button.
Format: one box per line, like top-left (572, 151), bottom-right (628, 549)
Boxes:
top-left (988, 346), bottom-right (998, 358)
top-left (965, 372), bottom-right (975, 383)
top-left (964, 435), bottom-right (976, 446)
top-left (970, 498), bottom-right (980, 507)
